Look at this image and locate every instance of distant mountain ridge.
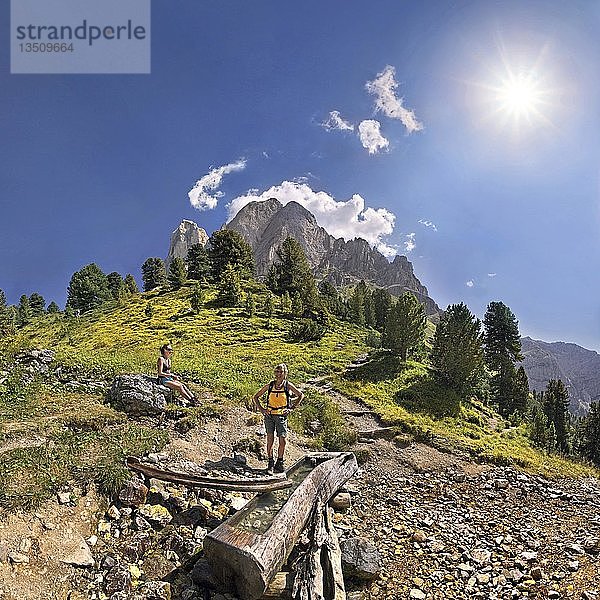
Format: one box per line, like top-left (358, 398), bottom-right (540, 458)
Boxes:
top-left (521, 336), bottom-right (600, 415)
top-left (225, 198), bottom-right (440, 315)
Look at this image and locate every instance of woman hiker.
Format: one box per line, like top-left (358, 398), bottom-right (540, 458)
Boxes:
top-left (253, 363), bottom-right (304, 474)
top-left (157, 343), bottom-right (196, 403)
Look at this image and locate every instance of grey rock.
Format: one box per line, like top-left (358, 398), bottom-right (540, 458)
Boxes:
top-left (341, 537), bottom-right (382, 581)
top-left (60, 536), bottom-right (94, 567)
top-left (165, 220), bottom-right (208, 273)
top-left (107, 374), bottom-right (172, 416)
top-left (133, 581), bottom-right (171, 600)
top-left (119, 478), bottom-right (149, 507)
top-left (226, 200), bottom-right (440, 315)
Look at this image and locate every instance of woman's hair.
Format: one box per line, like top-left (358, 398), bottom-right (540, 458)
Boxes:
top-left (160, 343), bottom-right (172, 356)
top-left (274, 363), bottom-right (288, 378)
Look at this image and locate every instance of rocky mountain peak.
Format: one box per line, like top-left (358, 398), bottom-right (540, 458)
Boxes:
top-left (225, 198), bottom-right (440, 315)
top-left (165, 220), bottom-right (209, 271)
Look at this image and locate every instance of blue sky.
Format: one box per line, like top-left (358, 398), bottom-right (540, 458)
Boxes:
top-left (2, 0), bottom-right (600, 350)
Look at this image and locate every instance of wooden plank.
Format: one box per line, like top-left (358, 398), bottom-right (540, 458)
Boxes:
top-left (356, 427), bottom-right (396, 440)
top-left (126, 456), bottom-right (293, 493)
top-left (204, 452), bottom-right (358, 600)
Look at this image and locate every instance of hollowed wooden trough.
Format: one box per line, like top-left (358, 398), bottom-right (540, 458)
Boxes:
top-left (203, 451), bottom-right (358, 600)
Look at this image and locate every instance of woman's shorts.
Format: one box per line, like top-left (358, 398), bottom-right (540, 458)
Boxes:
top-left (264, 413), bottom-right (288, 437)
top-left (158, 376), bottom-right (174, 385)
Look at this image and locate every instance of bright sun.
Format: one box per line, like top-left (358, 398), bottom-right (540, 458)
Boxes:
top-left (496, 72), bottom-right (543, 119)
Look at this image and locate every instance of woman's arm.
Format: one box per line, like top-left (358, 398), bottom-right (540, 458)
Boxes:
top-left (287, 382), bottom-right (304, 408)
top-left (157, 357), bottom-right (169, 378)
top-left (253, 383), bottom-right (270, 413)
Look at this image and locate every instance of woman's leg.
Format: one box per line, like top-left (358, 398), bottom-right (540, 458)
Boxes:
top-left (165, 380), bottom-right (194, 401)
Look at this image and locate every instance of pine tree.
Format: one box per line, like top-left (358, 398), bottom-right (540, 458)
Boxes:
top-left (510, 366), bottom-right (530, 416)
top-left (372, 288), bottom-right (393, 331)
top-left (264, 294), bottom-right (275, 320)
top-left (245, 293), bottom-right (256, 317)
top-left (141, 258), bottom-right (167, 292)
top-left (430, 302), bottom-right (484, 393)
top-left (382, 292), bottom-right (426, 361)
top-left (349, 284), bottom-right (365, 326)
top-left (483, 301), bottom-right (523, 415)
top-left (543, 379), bottom-right (570, 454)
top-left (267, 237), bottom-right (319, 311)
top-left (217, 263), bottom-right (242, 307)
top-left (186, 243), bottom-right (210, 281)
top-left (47, 301), bottom-right (60, 314)
top-left (124, 274), bottom-right (139, 294)
top-left (529, 405), bottom-right (549, 450)
top-left (281, 291), bottom-right (292, 315)
top-left (208, 230), bottom-right (254, 281)
top-left (0, 289), bottom-right (12, 333)
top-left (291, 293), bottom-right (304, 318)
top-left (18, 294), bottom-right (32, 326)
top-left (107, 272), bottom-right (128, 301)
top-left (578, 402), bottom-right (600, 466)
top-left (29, 292), bottom-right (46, 316)
top-left (190, 284), bottom-right (205, 314)
top-left (66, 263), bottom-right (112, 313)
top-left (318, 280), bottom-right (345, 317)
top-left (168, 257), bottom-right (187, 290)
top-left (145, 302), bottom-right (153, 318)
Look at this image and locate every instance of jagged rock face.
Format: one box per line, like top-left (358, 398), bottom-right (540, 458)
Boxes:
top-left (166, 220), bottom-right (209, 271)
top-left (226, 199), bottom-right (440, 315)
top-left (521, 337), bottom-right (600, 415)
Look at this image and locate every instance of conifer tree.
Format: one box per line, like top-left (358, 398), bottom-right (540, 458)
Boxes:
top-left (318, 280), bottom-right (345, 317)
top-left (29, 292), bottom-right (46, 316)
top-left (372, 288), bottom-right (393, 331)
top-left (267, 237), bottom-right (319, 311)
top-left (217, 263), bottom-right (242, 307)
top-left (349, 284), bottom-right (366, 326)
top-left (281, 291), bottom-right (292, 315)
top-left (145, 302), bottom-right (153, 318)
top-left (483, 301), bottom-right (523, 415)
top-left (0, 289), bottom-right (12, 333)
top-left (382, 292), bottom-right (426, 361)
top-left (190, 284), bottom-right (205, 314)
top-left (578, 402), bottom-right (600, 466)
top-left (511, 366), bottom-right (530, 416)
top-left (141, 258), bottom-right (167, 292)
top-left (47, 301), bottom-right (60, 314)
top-left (18, 294), bottom-right (32, 326)
top-left (291, 293), bottom-right (304, 318)
top-left (543, 379), bottom-right (570, 454)
top-left (264, 294), bottom-right (275, 320)
top-left (107, 272), bottom-right (128, 301)
top-left (67, 263), bottom-right (112, 313)
top-left (208, 230), bottom-right (254, 281)
top-left (168, 257), bottom-right (187, 290)
top-left (124, 274), bottom-right (139, 294)
top-left (186, 243), bottom-right (210, 281)
top-left (430, 302), bottom-right (484, 393)
top-left (245, 293), bottom-right (256, 317)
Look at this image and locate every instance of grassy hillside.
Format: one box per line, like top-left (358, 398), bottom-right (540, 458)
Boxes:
top-left (0, 281), bottom-right (597, 511)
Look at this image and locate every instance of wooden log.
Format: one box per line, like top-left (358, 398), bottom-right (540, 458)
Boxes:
top-left (260, 572), bottom-right (293, 599)
top-left (356, 427), bottom-right (396, 440)
top-left (329, 492), bottom-right (351, 512)
top-left (204, 452), bottom-right (358, 600)
top-left (290, 504), bottom-right (346, 600)
top-left (126, 456), bottom-right (292, 493)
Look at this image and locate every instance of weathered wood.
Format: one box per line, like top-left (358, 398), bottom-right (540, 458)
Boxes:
top-left (356, 427), bottom-right (396, 440)
top-left (290, 504), bottom-right (346, 600)
top-left (260, 572), bottom-right (293, 599)
top-left (329, 492), bottom-right (351, 512)
top-left (126, 456), bottom-right (292, 493)
top-left (204, 452), bottom-right (358, 600)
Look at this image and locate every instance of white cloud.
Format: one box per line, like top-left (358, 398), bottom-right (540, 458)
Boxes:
top-left (365, 65), bottom-right (424, 134)
top-left (228, 181), bottom-right (396, 256)
top-left (358, 120), bottom-right (389, 154)
top-left (466, 280), bottom-right (474, 287)
top-left (404, 233), bottom-right (416, 253)
top-left (322, 110), bottom-right (354, 132)
top-left (418, 219), bottom-right (438, 232)
top-left (188, 159), bottom-right (246, 211)
top-left (262, 151), bottom-right (270, 159)
top-left (488, 273), bottom-right (497, 278)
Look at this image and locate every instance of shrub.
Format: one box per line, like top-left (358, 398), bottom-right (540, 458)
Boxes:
top-left (288, 319), bottom-right (326, 342)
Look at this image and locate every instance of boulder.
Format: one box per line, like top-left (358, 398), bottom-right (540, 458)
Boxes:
top-left (107, 374), bottom-right (173, 416)
top-left (341, 537), bottom-right (382, 581)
